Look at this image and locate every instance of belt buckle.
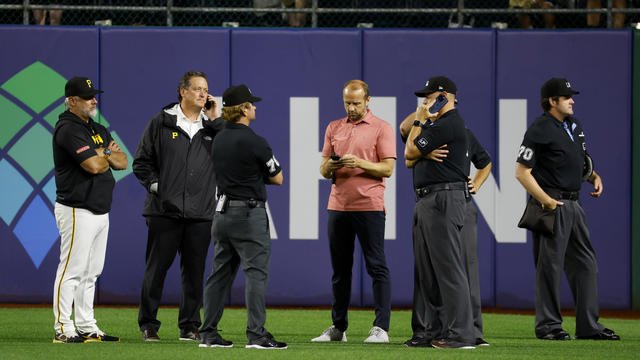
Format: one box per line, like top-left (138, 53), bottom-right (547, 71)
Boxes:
top-left (247, 199), bottom-right (257, 208)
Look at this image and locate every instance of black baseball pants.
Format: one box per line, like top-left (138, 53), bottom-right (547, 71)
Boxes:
top-left (138, 216), bottom-right (212, 333)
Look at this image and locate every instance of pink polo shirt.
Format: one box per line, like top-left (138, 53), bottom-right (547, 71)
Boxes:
top-left (321, 110), bottom-right (396, 211)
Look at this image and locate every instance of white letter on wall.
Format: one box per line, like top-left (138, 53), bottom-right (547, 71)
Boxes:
top-left (472, 99), bottom-right (528, 243)
top-left (289, 97), bottom-right (322, 239)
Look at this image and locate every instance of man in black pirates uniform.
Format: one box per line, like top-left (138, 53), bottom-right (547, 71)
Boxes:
top-left (404, 76), bottom-right (476, 349)
top-left (52, 77), bottom-right (128, 343)
top-left (515, 78), bottom-right (619, 341)
top-left (133, 71), bottom-right (223, 342)
top-left (199, 85), bottom-right (287, 350)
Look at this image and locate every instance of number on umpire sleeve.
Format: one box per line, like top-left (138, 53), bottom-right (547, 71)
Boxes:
top-left (518, 145), bottom-right (533, 161)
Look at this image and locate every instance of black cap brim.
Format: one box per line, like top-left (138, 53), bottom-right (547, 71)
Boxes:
top-left (249, 96), bottom-right (262, 103)
top-left (414, 88), bottom-right (432, 97)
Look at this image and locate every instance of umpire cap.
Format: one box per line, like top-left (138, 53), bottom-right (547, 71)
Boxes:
top-left (541, 78), bottom-right (580, 98)
top-left (222, 85), bottom-right (262, 107)
top-left (414, 76), bottom-right (457, 96)
top-left (65, 77), bottom-right (103, 98)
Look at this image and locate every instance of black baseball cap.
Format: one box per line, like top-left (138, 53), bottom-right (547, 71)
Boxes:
top-left (414, 76), bottom-right (457, 96)
top-left (541, 78), bottom-right (580, 98)
top-left (222, 85), bottom-right (262, 107)
top-left (64, 76), bottom-right (103, 98)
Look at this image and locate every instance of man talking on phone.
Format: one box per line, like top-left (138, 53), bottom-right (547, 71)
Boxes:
top-left (404, 76), bottom-right (475, 349)
top-left (133, 71), bottom-right (223, 342)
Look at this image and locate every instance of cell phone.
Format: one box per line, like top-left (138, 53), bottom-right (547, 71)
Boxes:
top-left (429, 94), bottom-right (448, 114)
top-left (330, 154), bottom-right (341, 161)
top-left (205, 99), bottom-right (213, 110)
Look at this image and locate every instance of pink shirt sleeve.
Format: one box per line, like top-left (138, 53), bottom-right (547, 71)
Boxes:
top-left (376, 121), bottom-right (397, 160)
top-left (321, 121), bottom-right (334, 157)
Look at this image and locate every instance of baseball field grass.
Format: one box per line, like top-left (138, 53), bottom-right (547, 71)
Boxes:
top-left (1, 306), bottom-right (639, 360)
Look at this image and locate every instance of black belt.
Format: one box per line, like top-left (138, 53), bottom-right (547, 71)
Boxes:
top-left (415, 182), bottom-right (468, 198)
top-left (543, 188), bottom-right (579, 201)
top-left (227, 200), bottom-right (266, 208)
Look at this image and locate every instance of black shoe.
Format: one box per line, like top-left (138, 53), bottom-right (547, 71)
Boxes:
top-left (179, 329), bottom-right (201, 341)
top-left (246, 335), bottom-right (288, 349)
top-left (199, 333), bottom-right (233, 348)
top-left (141, 328), bottom-right (160, 342)
top-left (575, 328), bottom-right (620, 340)
top-left (537, 328), bottom-right (570, 340)
top-left (53, 333), bottom-right (85, 343)
top-left (78, 330), bottom-right (120, 342)
top-left (431, 339), bottom-right (475, 349)
top-left (475, 338), bottom-right (490, 346)
top-left (404, 335), bottom-right (433, 348)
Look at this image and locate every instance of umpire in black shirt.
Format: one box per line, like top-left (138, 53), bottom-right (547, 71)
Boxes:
top-left (404, 76), bottom-right (475, 349)
top-left (199, 85), bottom-right (287, 350)
top-left (515, 78), bottom-right (619, 341)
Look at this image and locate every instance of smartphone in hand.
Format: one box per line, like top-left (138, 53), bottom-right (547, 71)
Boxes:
top-left (205, 99), bottom-right (213, 110)
top-left (429, 94), bottom-right (448, 114)
top-left (330, 154), bottom-right (341, 161)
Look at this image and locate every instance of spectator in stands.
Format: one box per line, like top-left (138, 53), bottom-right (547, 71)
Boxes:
top-left (33, 2), bottom-right (62, 25)
top-left (510, 0), bottom-right (556, 28)
top-left (283, 0), bottom-right (310, 27)
top-left (587, 0), bottom-right (627, 28)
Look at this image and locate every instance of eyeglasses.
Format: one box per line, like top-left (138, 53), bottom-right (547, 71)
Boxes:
top-left (190, 87), bottom-right (208, 94)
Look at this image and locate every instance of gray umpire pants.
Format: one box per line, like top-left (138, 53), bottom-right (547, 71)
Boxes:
top-left (411, 200), bottom-right (483, 340)
top-left (412, 189), bottom-right (475, 344)
top-left (532, 199), bottom-right (604, 338)
top-left (200, 207), bottom-right (271, 341)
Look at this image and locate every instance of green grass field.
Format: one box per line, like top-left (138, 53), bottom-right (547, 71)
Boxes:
top-left (1, 307), bottom-right (638, 359)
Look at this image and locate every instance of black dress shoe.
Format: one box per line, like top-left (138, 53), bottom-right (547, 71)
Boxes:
top-left (575, 328), bottom-right (620, 340)
top-left (141, 328), bottom-right (160, 342)
top-left (179, 329), bottom-right (201, 341)
top-left (246, 336), bottom-right (287, 349)
top-left (537, 328), bottom-right (570, 340)
top-left (404, 335), bottom-right (433, 348)
top-left (475, 338), bottom-right (490, 346)
top-left (199, 333), bottom-right (233, 348)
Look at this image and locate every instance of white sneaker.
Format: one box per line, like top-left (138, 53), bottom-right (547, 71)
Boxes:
top-left (364, 326), bottom-right (389, 343)
top-left (311, 325), bottom-right (347, 342)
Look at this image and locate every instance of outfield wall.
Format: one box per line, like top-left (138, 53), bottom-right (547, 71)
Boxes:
top-left (0, 26), bottom-right (633, 309)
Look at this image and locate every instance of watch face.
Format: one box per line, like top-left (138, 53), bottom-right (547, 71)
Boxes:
top-left (105, 149), bottom-right (111, 155)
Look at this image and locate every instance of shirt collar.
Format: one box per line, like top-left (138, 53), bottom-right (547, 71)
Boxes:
top-left (342, 109), bottom-right (372, 125)
top-left (165, 103), bottom-right (207, 124)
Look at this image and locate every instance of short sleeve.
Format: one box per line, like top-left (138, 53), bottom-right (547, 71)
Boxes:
top-left (467, 130), bottom-right (491, 169)
top-left (516, 123), bottom-right (545, 168)
top-left (255, 136), bottom-right (282, 177)
top-left (376, 121), bottom-right (396, 159)
top-left (55, 123), bottom-right (97, 164)
top-left (413, 122), bottom-right (452, 155)
top-left (321, 122), bottom-right (334, 157)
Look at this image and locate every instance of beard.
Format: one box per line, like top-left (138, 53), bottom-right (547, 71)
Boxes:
top-left (87, 107), bottom-right (97, 119)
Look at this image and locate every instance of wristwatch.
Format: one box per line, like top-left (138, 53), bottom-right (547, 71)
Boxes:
top-left (413, 120), bottom-right (422, 127)
top-left (103, 148), bottom-right (111, 160)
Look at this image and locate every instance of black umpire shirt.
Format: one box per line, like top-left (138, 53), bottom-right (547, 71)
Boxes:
top-left (465, 129), bottom-right (491, 176)
top-left (212, 122), bottom-right (282, 201)
top-left (517, 112), bottom-right (587, 192)
top-left (412, 109), bottom-right (468, 187)
top-left (53, 110), bottom-right (115, 214)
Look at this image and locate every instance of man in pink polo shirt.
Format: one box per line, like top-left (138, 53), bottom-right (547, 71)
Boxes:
top-left (311, 80), bottom-right (396, 344)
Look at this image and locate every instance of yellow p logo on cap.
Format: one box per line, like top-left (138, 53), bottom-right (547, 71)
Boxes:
top-left (172, 132), bottom-right (178, 139)
top-left (86, 79), bottom-right (92, 88)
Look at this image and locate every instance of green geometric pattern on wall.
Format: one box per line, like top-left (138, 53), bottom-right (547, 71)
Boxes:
top-left (0, 61), bottom-right (133, 269)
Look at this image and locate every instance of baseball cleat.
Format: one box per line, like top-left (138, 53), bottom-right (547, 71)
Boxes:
top-left (53, 333), bottom-right (85, 343)
top-left (78, 330), bottom-right (120, 342)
